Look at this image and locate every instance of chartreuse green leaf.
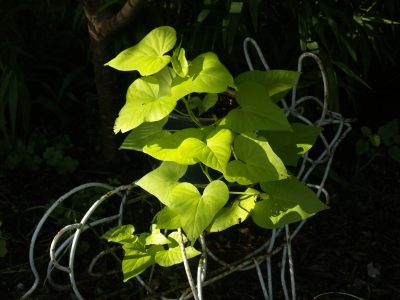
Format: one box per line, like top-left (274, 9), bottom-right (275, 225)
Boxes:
top-left (114, 76), bottom-right (184, 133)
top-left (144, 127), bottom-right (233, 173)
top-left (136, 161), bottom-right (187, 205)
top-left (114, 51), bottom-right (234, 133)
top-left (220, 81), bottom-right (292, 133)
top-left (120, 118), bottom-right (168, 151)
top-left (209, 188), bottom-right (259, 232)
top-left (251, 176), bottom-right (329, 229)
top-left (188, 52), bottom-right (235, 93)
top-left (144, 128), bottom-right (203, 164)
top-left (260, 123), bottom-right (322, 166)
top-left (145, 225), bottom-right (171, 245)
top-left (122, 243), bottom-right (163, 282)
top-left (179, 128), bottom-right (234, 172)
top-left (117, 228), bottom-right (200, 281)
top-left (225, 133), bottom-right (288, 185)
top-left (172, 48), bottom-right (189, 78)
top-left (200, 128), bottom-right (233, 172)
top-left (154, 206), bottom-right (181, 229)
top-left (200, 93), bottom-right (218, 115)
top-left (169, 180), bottom-right (229, 240)
top-left (235, 70), bottom-right (300, 102)
top-left (155, 232), bottom-right (201, 267)
top-left (153, 66), bottom-right (175, 97)
top-left (105, 26), bottom-right (176, 75)
top-left (102, 225), bottom-right (135, 243)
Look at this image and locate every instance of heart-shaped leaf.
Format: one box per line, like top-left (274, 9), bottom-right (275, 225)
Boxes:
top-left (105, 26), bottom-right (176, 76)
top-left (200, 93), bottom-right (218, 115)
top-left (235, 70), bottom-right (300, 102)
top-left (260, 123), bottom-right (322, 166)
top-left (220, 81), bottom-right (292, 133)
top-left (225, 133), bottom-right (288, 185)
top-left (169, 180), bottom-right (229, 240)
top-left (136, 161), bottom-right (187, 206)
top-left (122, 244), bottom-right (162, 282)
top-left (114, 76), bottom-right (182, 133)
top-left (172, 48), bottom-right (189, 78)
top-left (154, 206), bottom-right (181, 229)
top-left (179, 128), bottom-right (233, 172)
top-left (144, 128), bottom-right (204, 164)
top-left (209, 188), bottom-right (258, 232)
top-left (145, 226), bottom-right (171, 245)
top-left (188, 52), bottom-right (235, 93)
top-left (155, 232), bottom-right (200, 267)
top-left (251, 176), bottom-right (329, 229)
top-left (144, 127), bottom-right (233, 172)
top-left (120, 118), bottom-right (168, 151)
top-left (102, 225), bottom-right (135, 243)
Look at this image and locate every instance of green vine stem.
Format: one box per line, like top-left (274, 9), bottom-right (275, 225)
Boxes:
top-left (181, 97), bottom-right (203, 128)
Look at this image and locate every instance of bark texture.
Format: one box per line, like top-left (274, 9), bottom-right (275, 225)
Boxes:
top-left (80, 0), bottom-right (142, 161)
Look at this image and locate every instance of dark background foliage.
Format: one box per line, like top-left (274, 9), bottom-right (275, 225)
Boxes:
top-left (0, 0), bottom-right (399, 299)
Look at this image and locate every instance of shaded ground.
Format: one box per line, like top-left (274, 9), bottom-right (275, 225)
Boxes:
top-left (1, 130), bottom-right (399, 299)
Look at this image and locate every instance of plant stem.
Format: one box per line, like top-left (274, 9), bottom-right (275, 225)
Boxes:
top-left (181, 98), bottom-right (202, 127)
top-left (173, 108), bottom-right (190, 117)
top-left (200, 164), bottom-right (212, 182)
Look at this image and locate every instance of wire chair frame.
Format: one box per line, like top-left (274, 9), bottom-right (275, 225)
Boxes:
top-left (22, 38), bottom-right (351, 300)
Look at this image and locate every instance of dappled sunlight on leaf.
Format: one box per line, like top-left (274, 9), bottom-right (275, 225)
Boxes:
top-left (105, 26), bottom-right (176, 75)
top-left (225, 133), bottom-right (288, 185)
top-left (251, 176), bottom-right (328, 229)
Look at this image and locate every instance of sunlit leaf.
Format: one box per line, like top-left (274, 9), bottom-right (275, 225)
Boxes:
top-left (188, 52), bottom-right (235, 93)
top-left (136, 161), bottom-right (187, 205)
top-left (251, 176), bottom-right (328, 229)
top-left (169, 180), bottom-right (229, 240)
top-left (120, 118), bottom-right (168, 151)
top-left (172, 48), bottom-right (189, 78)
top-left (198, 128), bottom-right (233, 172)
top-left (234, 70), bottom-right (300, 102)
top-left (209, 188), bottom-right (258, 232)
top-left (219, 81), bottom-right (292, 133)
top-left (225, 133), bottom-right (288, 185)
top-left (144, 128), bottom-right (204, 164)
top-left (145, 226), bottom-right (171, 245)
top-left (122, 244), bottom-right (162, 282)
top-left (114, 76), bottom-right (181, 133)
top-left (260, 123), bottom-right (322, 166)
top-left (155, 244), bottom-right (201, 267)
top-left (144, 127), bottom-right (233, 172)
top-left (155, 233), bottom-right (201, 267)
top-left (105, 26), bottom-right (176, 75)
top-left (101, 224), bottom-right (135, 243)
top-left (154, 206), bottom-right (181, 229)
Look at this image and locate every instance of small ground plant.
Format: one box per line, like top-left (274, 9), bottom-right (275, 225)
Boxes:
top-left (356, 119), bottom-right (400, 164)
top-left (101, 26), bottom-right (328, 284)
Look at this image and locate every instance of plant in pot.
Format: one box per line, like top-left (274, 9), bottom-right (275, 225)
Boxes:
top-left (101, 26), bottom-right (328, 297)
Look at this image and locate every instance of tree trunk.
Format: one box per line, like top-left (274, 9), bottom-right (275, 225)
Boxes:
top-left (91, 37), bottom-right (123, 161)
top-left (80, 0), bottom-right (142, 162)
